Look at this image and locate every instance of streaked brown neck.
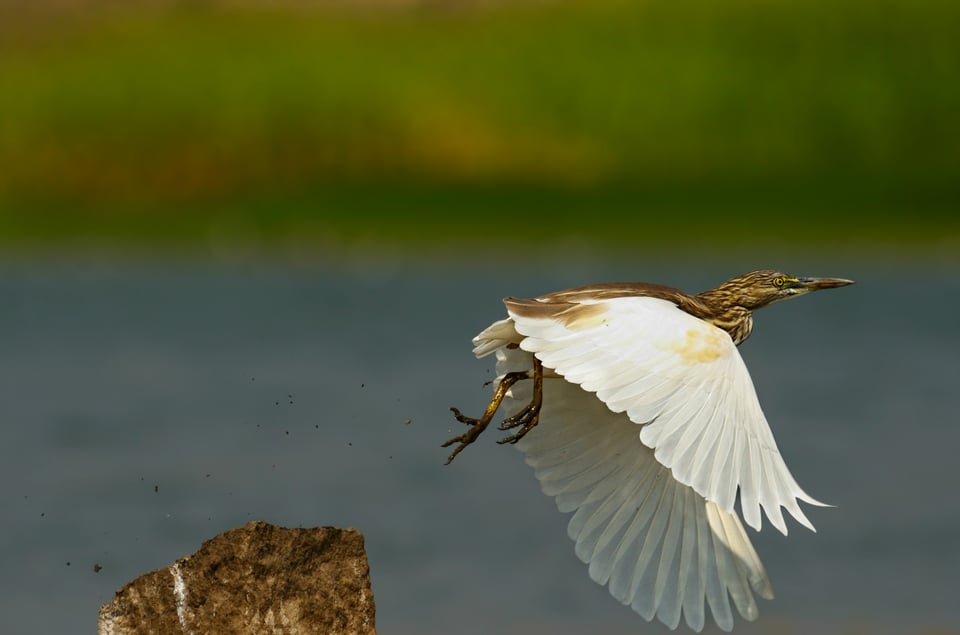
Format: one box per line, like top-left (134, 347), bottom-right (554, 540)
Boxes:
top-left (693, 288), bottom-right (756, 345)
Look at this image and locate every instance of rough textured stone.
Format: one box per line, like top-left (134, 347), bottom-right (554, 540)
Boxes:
top-left (99, 521), bottom-right (376, 634)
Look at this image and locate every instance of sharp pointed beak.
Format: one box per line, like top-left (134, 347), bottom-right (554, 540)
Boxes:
top-left (794, 276), bottom-right (856, 291)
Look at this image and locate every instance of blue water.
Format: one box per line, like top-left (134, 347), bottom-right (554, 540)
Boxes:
top-left (1, 257), bottom-right (958, 634)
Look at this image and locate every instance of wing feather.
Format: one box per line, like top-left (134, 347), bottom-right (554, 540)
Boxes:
top-left (589, 459), bottom-right (660, 583)
top-left (505, 296), bottom-right (824, 534)
top-left (679, 487), bottom-right (706, 632)
top-left (488, 344), bottom-right (773, 632)
top-left (653, 482), bottom-right (686, 628)
top-left (698, 500), bottom-right (733, 631)
top-left (707, 502), bottom-right (757, 622)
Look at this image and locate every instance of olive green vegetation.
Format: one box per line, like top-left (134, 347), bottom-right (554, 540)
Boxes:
top-left (0, 0), bottom-right (957, 254)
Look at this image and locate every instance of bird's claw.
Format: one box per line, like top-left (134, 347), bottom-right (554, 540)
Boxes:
top-left (450, 406), bottom-right (477, 425)
top-left (498, 402), bottom-right (538, 430)
top-left (496, 410), bottom-right (540, 445)
top-left (442, 429), bottom-right (483, 464)
top-left (496, 360), bottom-right (543, 443)
top-left (443, 407), bottom-right (489, 464)
top-left (443, 360), bottom-right (543, 463)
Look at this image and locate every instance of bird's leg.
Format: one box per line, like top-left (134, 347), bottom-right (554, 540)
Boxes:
top-left (443, 370), bottom-right (530, 465)
top-left (496, 357), bottom-right (543, 445)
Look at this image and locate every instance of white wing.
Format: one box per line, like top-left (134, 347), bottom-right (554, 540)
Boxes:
top-left (493, 345), bottom-right (774, 632)
top-left (503, 297), bottom-right (825, 535)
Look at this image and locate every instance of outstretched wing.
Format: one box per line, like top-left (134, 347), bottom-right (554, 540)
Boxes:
top-left (504, 296), bottom-right (825, 534)
top-left (494, 345), bottom-right (774, 632)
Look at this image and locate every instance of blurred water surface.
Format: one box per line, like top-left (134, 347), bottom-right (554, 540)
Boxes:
top-left (1, 257), bottom-right (958, 634)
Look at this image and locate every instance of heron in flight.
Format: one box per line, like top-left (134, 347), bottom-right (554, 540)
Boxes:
top-left (443, 270), bottom-right (853, 632)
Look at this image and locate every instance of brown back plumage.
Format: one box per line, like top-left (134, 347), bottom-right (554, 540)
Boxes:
top-left (505, 270), bottom-right (850, 346)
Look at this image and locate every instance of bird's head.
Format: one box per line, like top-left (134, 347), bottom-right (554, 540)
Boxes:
top-left (706, 270), bottom-right (855, 311)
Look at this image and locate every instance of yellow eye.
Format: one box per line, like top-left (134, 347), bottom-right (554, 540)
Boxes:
top-left (773, 277), bottom-right (787, 288)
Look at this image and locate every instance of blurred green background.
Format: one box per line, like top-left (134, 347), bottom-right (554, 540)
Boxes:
top-left (0, 0), bottom-right (957, 257)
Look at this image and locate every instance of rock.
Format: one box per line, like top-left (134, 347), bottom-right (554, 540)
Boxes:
top-left (99, 521), bottom-right (376, 634)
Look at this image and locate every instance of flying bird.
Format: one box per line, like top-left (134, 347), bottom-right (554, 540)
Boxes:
top-left (443, 270), bottom-right (853, 632)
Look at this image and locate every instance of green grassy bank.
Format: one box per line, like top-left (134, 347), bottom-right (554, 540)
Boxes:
top-left (0, 0), bottom-right (957, 253)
